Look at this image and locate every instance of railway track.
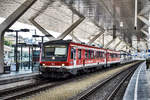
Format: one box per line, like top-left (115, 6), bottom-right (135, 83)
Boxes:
top-left (0, 74), bottom-right (84, 100)
top-left (0, 64), bottom-right (120, 100)
top-left (72, 62), bottom-right (141, 100)
top-left (0, 61), bottom-right (141, 100)
top-left (0, 78), bottom-right (53, 100)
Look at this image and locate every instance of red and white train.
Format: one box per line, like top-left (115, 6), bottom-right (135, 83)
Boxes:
top-left (39, 40), bottom-right (129, 78)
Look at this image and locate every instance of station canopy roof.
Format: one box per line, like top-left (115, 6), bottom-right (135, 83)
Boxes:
top-left (0, 0), bottom-right (150, 52)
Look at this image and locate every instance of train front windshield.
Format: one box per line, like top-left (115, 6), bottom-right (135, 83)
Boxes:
top-left (42, 45), bottom-right (68, 61)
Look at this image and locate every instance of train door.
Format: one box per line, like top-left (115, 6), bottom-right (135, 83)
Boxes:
top-left (104, 51), bottom-right (106, 64)
top-left (73, 47), bottom-right (77, 67)
top-left (77, 49), bottom-right (82, 66)
top-left (105, 50), bottom-right (108, 67)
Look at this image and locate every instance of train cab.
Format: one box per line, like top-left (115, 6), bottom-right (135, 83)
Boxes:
top-left (40, 40), bottom-right (71, 77)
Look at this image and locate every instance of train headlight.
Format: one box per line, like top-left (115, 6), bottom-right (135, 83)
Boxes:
top-left (52, 57), bottom-right (55, 60)
top-left (42, 63), bottom-right (46, 66)
top-left (62, 64), bottom-right (65, 66)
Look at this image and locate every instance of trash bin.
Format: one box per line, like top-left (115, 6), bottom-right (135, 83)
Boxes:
top-left (4, 65), bottom-right (11, 73)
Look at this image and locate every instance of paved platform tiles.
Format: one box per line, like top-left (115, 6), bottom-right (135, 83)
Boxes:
top-left (0, 69), bottom-right (38, 78)
top-left (0, 69), bottom-right (39, 85)
top-left (123, 61), bottom-right (150, 100)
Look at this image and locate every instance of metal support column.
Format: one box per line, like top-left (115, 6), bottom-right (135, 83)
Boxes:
top-left (134, 0), bottom-right (138, 29)
top-left (15, 31), bottom-right (19, 71)
top-left (0, 36), bottom-right (4, 73)
top-left (21, 46), bottom-right (23, 69)
top-left (57, 17), bottom-right (85, 39)
top-left (0, 0), bottom-right (37, 73)
top-left (88, 31), bottom-right (105, 44)
top-left (31, 45), bottom-right (33, 71)
top-left (28, 46), bottom-right (31, 69)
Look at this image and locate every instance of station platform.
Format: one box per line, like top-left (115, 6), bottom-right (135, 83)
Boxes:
top-left (123, 61), bottom-right (150, 100)
top-left (0, 69), bottom-right (39, 85)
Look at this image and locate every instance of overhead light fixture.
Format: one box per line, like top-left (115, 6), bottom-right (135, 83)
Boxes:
top-left (120, 22), bottom-right (123, 27)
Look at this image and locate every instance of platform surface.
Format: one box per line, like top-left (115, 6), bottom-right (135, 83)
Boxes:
top-left (0, 69), bottom-right (39, 85)
top-left (0, 69), bottom-right (38, 78)
top-left (123, 61), bottom-right (150, 100)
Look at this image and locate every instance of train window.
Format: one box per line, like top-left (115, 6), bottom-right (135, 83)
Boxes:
top-left (71, 48), bottom-right (74, 59)
top-left (100, 52), bottom-right (104, 58)
top-left (103, 53), bottom-right (105, 58)
top-left (85, 50), bottom-right (88, 59)
top-left (96, 51), bottom-right (100, 58)
top-left (91, 50), bottom-right (94, 59)
top-left (93, 51), bottom-right (95, 59)
top-left (111, 54), bottom-right (114, 58)
top-left (95, 51), bottom-right (97, 59)
top-left (55, 47), bottom-right (67, 56)
top-left (110, 53), bottom-right (113, 58)
top-left (44, 45), bottom-right (67, 57)
top-left (88, 50), bottom-right (91, 59)
top-left (114, 54), bottom-right (116, 58)
top-left (99, 51), bottom-right (101, 58)
top-left (78, 49), bottom-right (81, 59)
top-left (116, 54), bottom-right (118, 58)
top-left (118, 54), bottom-right (120, 58)
top-left (44, 47), bottom-right (55, 57)
top-left (113, 54), bottom-right (115, 58)
top-left (99, 52), bottom-right (101, 58)
top-left (94, 51), bottom-right (96, 59)
top-left (100, 52), bottom-right (102, 58)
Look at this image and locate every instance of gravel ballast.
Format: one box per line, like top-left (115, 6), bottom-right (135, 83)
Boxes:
top-left (24, 62), bottom-right (139, 100)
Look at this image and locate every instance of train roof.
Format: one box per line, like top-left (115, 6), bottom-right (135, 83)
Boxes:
top-left (43, 39), bottom-right (102, 49)
top-left (43, 39), bottom-right (72, 45)
top-left (43, 39), bottom-right (120, 53)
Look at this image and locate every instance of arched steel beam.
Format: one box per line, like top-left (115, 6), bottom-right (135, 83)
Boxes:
top-left (141, 29), bottom-right (149, 36)
top-left (138, 5), bottom-right (150, 16)
top-left (138, 16), bottom-right (150, 27)
top-left (104, 38), bottom-right (116, 49)
top-left (29, 0), bottom-right (55, 40)
top-left (70, 33), bottom-right (81, 42)
top-left (29, 19), bottom-right (53, 40)
top-left (57, 16), bottom-right (85, 39)
top-left (120, 45), bottom-right (126, 50)
top-left (88, 31), bottom-right (105, 44)
top-left (113, 40), bottom-right (122, 50)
